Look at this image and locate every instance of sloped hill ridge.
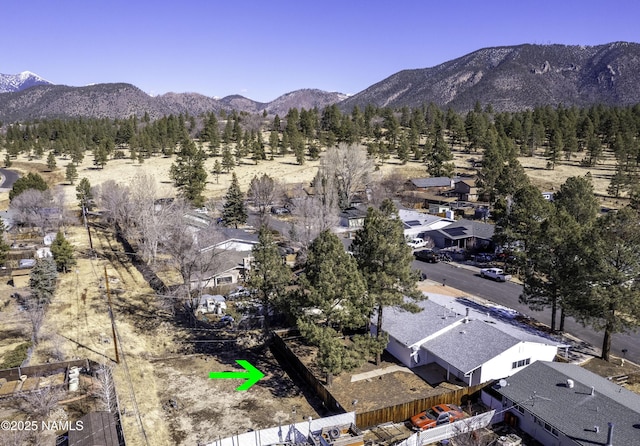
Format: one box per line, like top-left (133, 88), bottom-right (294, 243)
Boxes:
top-left (339, 42), bottom-right (640, 112)
top-left (2, 42), bottom-right (640, 121)
top-left (0, 83), bottom-right (343, 121)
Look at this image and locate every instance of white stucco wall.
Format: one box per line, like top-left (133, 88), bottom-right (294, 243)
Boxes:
top-left (479, 342), bottom-right (558, 383)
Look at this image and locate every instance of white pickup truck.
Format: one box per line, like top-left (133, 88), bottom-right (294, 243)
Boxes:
top-left (480, 267), bottom-right (512, 282)
top-left (407, 238), bottom-right (428, 249)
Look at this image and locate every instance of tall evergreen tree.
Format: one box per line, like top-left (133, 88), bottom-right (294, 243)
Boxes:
top-left (66, 163), bottom-right (79, 185)
top-left (574, 207), bottom-right (640, 361)
top-left (76, 177), bottom-right (93, 210)
top-left (221, 172), bottom-right (247, 228)
top-left (46, 152), bottom-right (57, 171)
top-left (245, 225), bottom-right (291, 332)
top-left (169, 135), bottom-right (208, 207)
top-left (50, 231), bottom-right (76, 273)
top-left (351, 199), bottom-right (423, 364)
top-left (29, 258), bottom-right (58, 305)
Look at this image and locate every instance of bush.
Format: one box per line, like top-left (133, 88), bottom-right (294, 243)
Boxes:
top-left (0, 341), bottom-right (32, 368)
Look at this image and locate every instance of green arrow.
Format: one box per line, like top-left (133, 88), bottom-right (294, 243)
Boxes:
top-left (209, 360), bottom-right (264, 391)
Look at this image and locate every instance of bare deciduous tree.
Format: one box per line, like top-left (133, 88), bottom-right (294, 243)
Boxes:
top-left (248, 173), bottom-right (281, 223)
top-left (10, 189), bottom-right (53, 233)
top-left (97, 180), bottom-right (137, 232)
top-left (320, 143), bottom-right (374, 209)
top-left (20, 384), bottom-right (64, 420)
top-left (288, 174), bottom-right (340, 249)
top-left (159, 200), bottom-right (226, 315)
top-left (95, 363), bottom-right (117, 413)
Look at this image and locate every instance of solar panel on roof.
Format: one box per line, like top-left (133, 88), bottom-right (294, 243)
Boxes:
top-left (405, 220), bottom-right (421, 226)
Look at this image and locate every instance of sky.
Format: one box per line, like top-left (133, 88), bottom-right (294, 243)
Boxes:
top-left (2, 0), bottom-right (639, 103)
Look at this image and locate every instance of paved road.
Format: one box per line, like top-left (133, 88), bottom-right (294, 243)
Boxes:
top-left (413, 259), bottom-right (640, 364)
top-left (0, 168), bottom-right (19, 189)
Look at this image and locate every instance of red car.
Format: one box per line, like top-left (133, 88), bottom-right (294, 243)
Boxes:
top-left (410, 404), bottom-right (466, 431)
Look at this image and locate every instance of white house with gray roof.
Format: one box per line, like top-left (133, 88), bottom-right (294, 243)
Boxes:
top-left (379, 294), bottom-right (562, 386)
top-left (482, 361), bottom-right (640, 446)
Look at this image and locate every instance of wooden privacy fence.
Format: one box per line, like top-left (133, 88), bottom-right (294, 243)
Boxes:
top-left (271, 329), bottom-right (345, 415)
top-left (271, 330), bottom-right (489, 429)
top-left (355, 382), bottom-right (486, 429)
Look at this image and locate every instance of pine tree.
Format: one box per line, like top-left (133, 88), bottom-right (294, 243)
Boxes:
top-left (29, 258), bottom-right (58, 305)
top-left (351, 199), bottom-right (423, 364)
top-left (66, 163), bottom-right (79, 185)
top-left (221, 172), bottom-right (247, 228)
top-left (50, 231), bottom-right (76, 273)
top-left (46, 152), bottom-right (57, 171)
top-left (221, 145), bottom-right (235, 172)
top-left (169, 135), bottom-right (208, 207)
top-left (212, 159), bottom-right (222, 184)
top-left (76, 177), bottom-right (93, 210)
top-left (10, 172), bottom-right (48, 202)
top-left (0, 219), bottom-right (10, 266)
top-left (246, 225), bottom-right (291, 332)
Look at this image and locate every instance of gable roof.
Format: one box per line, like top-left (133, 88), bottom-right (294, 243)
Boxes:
top-left (437, 219), bottom-right (495, 241)
top-left (410, 177), bottom-right (453, 188)
top-left (382, 293), bottom-right (564, 369)
top-left (494, 361), bottom-right (640, 446)
top-left (423, 319), bottom-right (521, 374)
top-left (382, 299), bottom-right (466, 347)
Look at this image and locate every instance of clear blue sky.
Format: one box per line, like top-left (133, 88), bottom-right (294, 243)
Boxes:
top-left (2, 0), bottom-right (639, 102)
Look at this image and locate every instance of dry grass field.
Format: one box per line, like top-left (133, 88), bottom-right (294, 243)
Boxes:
top-left (0, 142), bottom-right (629, 445)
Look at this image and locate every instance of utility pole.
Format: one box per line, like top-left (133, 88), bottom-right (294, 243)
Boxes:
top-left (104, 266), bottom-right (119, 364)
top-left (82, 205), bottom-right (94, 252)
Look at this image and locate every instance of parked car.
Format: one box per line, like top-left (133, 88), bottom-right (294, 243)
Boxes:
top-left (479, 267), bottom-right (512, 282)
top-left (414, 249), bottom-right (439, 263)
top-left (407, 238), bottom-right (428, 249)
top-left (410, 404), bottom-right (466, 431)
top-left (226, 287), bottom-right (253, 300)
top-left (271, 206), bottom-right (290, 215)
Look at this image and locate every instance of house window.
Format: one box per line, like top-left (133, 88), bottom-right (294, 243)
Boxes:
top-left (544, 422), bottom-right (558, 437)
top-left (216, 276), bottom-right (233, 285)
top-left (514, 405), bottom-right (525, 414)
top-left (511, 358), bottom-right (531, 369)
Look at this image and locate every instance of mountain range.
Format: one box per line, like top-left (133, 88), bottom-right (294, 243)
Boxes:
top-left (2, 42), bottom-right (640, 122)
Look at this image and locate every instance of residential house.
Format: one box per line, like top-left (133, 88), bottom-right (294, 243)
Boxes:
top-left (453, 178), bottom-right (479, 202)
top-left (378, 294), bottom-right (562, 386)
top-left (424, 218), bottom-right (495, 250)
top-left (406, 177), bottom-right (455, 192)
top-left (190, 250), bottom-right (252, 290)
top-left (339, 207), bottom-right (368, 230)
top-left (398, 209), bottom-right (453, 240)
top-left (190, 229), bottom-right (259, 290)
top-left (482, 361), bottom-right (640, 446)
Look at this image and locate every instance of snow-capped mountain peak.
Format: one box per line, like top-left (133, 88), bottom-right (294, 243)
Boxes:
top-left (0, 71), bottom-right (53, 93)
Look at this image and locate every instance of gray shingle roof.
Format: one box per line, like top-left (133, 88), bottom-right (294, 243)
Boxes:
top-left (437, 219), bottom-right (495, 241)
top-left (382, 299), bottom-right (466, 347)
top-left (423, 319), bottom-right (520, 373)
top-left (495, 361), bottom-right (640, 446)
top-left (411, 177), bottom-right (453, 188)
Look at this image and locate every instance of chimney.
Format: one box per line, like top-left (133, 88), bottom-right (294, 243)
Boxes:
top-left (606, 422), bottom-right (614, 446)
top-left (464, 308), bottom-right (470, 323)
top-left (590, 386), bottom-right (595, 396)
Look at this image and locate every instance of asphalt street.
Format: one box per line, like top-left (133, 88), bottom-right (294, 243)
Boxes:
top-left (0, 168), bottom-right (18, 189)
